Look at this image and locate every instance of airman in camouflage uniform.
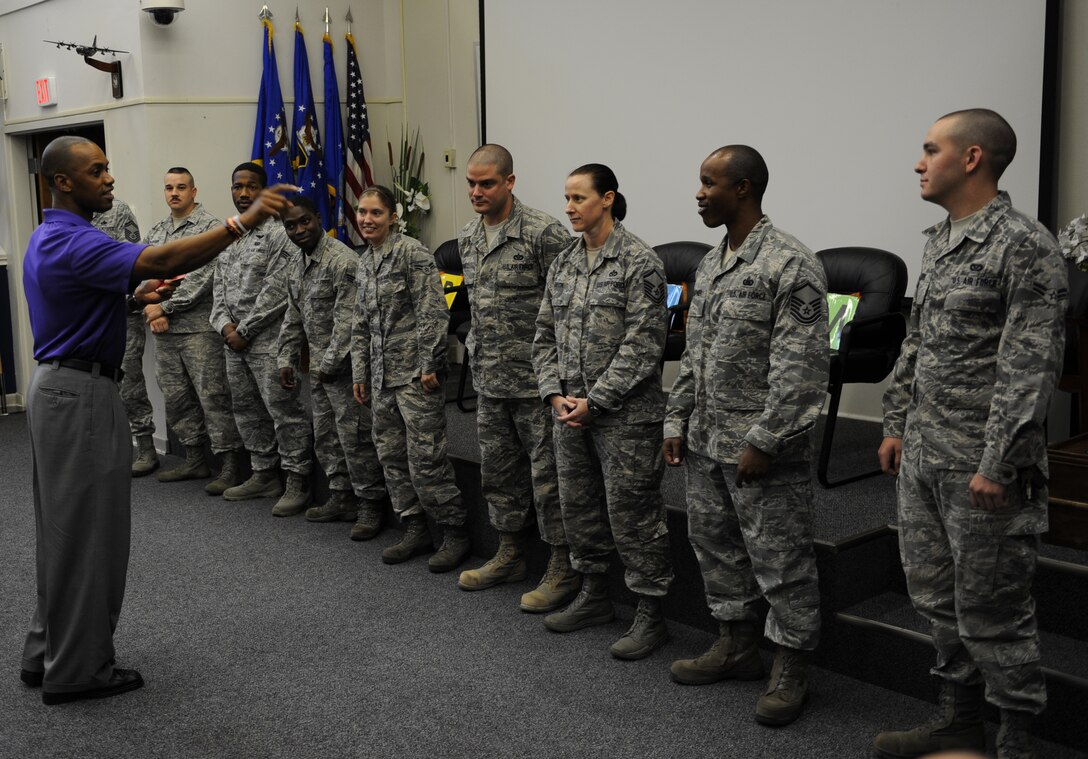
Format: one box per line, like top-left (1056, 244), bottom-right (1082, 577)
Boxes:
top-left (663, 146), bottom-right (827, 727)
top-left (533, 163), bottom-right (673, 661)
top-left (351, 216), bottom-right (469, 573)
top-left (92, 200), bottom-right (155, 475)
top-left (277, 200), bottom-right (386, 532)
top-left (140, 168), bottom-right (244, 494)
top-left (874, 110), bottom-right (1068, 759)
top-left (210, 163), bottom-right (312, 515)
top-left (454, 144), bottom-right (579, 611)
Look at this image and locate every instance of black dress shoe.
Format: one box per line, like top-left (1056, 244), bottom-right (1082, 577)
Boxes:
top-left (20, 669), bottom-right (43, 687)
top-left (42, 668), bottom-right (144, 705)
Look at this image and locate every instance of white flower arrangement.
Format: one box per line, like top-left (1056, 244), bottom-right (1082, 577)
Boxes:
top-left (1058, 214), bottom-right (1088, 272)
top-left (388, 128), bottom-right (430, 238)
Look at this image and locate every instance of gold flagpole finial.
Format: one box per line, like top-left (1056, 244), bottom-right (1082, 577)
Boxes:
top-left (259, 5), bottom-right (272, 22)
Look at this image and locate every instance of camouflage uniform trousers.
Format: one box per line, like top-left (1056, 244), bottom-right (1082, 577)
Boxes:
top-left (223, 347), bottom-right (312, 475)
top-left (154, 331), bottom-right (241, 453)
top-left (369, 379), bottom-right (465, 526)
top-left (684, 451), bottom-right (821, 651)
top-left (477, 394), bottom-right (565, 544)
top-left (311, 375), bottom-right (385, 503)
top-left (120, 313), bottom-right (154, 437)
top-left (897, 458), bottom-right (1046, 714)
top-left (553, 420), bottom-right (672, 597)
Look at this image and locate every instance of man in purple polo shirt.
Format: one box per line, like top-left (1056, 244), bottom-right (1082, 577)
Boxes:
top-left (20, 135), bottom-right (293, 706)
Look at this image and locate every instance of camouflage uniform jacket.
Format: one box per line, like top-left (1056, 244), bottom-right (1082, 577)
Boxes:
top-left (209, 218), bottom-right (293, 353)
top-left (458, 196), bottom-right (571, 398)
top-left (533, 221), bottom-right (667, 426)
top-left (883, 191), bottom-right (1068, 493)
top-left (351, 232), bottom-right (448, 391)
top-left (144, 204), bottom-right (221, 333)
top-left (278, 234), bottom-right (359, 377)
top-left (92, 199), bottom-right (141, 243)
top-left (664, 216), bottom-right (829, 465)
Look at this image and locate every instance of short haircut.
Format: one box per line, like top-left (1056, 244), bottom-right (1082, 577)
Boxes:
top-left (938, 108), bottom-right (1017, 180)
top-left (289, 195), bottom-right (319, 215)
top-left (468, 144), bottom-right (513, 176)
top-left (712, 145), bottom-right (769, 202)
top-left (232, 162), bottom-right (268, 187)
top-left (165, 166), bottom-right (195, 185)
top-left (41, 135), bottom-right (95, 190)
top-left (360, 185), bottom-right (397, 215)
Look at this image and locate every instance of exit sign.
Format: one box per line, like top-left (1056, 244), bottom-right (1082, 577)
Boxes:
top-left (35, 77), bottom-right (57, 106)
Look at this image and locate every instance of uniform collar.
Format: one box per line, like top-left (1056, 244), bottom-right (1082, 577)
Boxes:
top-left (923, 190), bottom-right (1012, 251)
top-left (470, 195), bottom-right (525, 250)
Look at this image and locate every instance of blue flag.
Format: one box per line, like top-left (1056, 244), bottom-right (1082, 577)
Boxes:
top-left (290, 23), bottom-right (329, 224)
top-left (251, 18), bottom-right (293, 184)
top-left (323, 33), bottom-right (346, 238)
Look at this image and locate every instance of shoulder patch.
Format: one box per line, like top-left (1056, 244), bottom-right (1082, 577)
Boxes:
top-left (643, 269), bottom-right (666, 304)
top-left (125, 224), bottom-right (140, 243)
top-left (789, 282), bottom-right (823, 325)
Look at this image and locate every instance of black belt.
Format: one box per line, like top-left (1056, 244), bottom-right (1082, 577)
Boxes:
top-left (42, 359), bottom-right (125, 383)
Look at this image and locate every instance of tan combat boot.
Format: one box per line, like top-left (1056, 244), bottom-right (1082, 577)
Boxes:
top-left (271, 472), bottom-right (310, 517)
top-left (755, 646), bottom-right (811, 726)
top-left (223, 469), bottom-right (283, 502)
top-left (610, 597), bottom-right (669, 660)
top-left (429, 525), bottom-right (472, 573)
top-left (996, 709), bottom-right (1036, 759)
top-left (205, 449), bottom-right (245, 495)
top-left (157, 444), bottom-right (211, 482)
top-left (351, 501), bottom-right (385, 541)
top-left (872, 681), bottom-right (986, 757)
top-left (670, 621), bottom-right (764, 685)
top-left (543, 573), bottom-right (613, 632)
top-left (305, 491), bottom-right (359, 522)
top-left (520, 545), bottom-right (581, 613)
top-left (132, 435), bottom-right (159, 477)
top-left (381, 515), bottom-right (433, 564)
top-left (458, 532), bottom-right (526, 590)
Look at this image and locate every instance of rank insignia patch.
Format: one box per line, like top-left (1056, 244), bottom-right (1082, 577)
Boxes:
top-left (789, 282), bottom-right (823, 325)
top-left (643, 270), bottom-right (666, 304)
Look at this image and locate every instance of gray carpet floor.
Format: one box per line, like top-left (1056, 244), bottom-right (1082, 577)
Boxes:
top-left (1, 411), bottom-right (1083, 758)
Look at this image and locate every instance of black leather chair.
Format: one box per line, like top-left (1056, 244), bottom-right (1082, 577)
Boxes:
top-left (433, 239), bottom-right (475, 412)
top-left (653, 241), bottom-right (712, 364)
top-left (816, 247), bottom-right (908, 488)
top-left (1059, 262), bottom-right (1088, 435)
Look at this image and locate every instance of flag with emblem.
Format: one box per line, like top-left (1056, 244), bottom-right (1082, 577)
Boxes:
top-left (344, 32), bottom-right (375, 246)
top-left (323, 32), bottom-right (346, 239)
top-left (290, 22), bottom-right (330, 227)
top-left (251, 18), bottom-right (293, 185)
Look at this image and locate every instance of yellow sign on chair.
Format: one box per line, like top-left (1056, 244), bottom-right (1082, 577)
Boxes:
top-left (439, 272), bottom-right (464, 310)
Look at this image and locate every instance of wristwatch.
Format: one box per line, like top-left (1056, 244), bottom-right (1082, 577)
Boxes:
top-left (587, 398), bottom-right (605, 418)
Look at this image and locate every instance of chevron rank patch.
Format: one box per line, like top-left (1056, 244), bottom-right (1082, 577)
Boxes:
top-left (643, 270), bottom-right (666, 304)
top-left (789, 282), bottom-right (823, 325)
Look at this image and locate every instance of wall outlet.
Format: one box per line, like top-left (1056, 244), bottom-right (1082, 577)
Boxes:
top-left (443, 148), bottom-right (457, 168)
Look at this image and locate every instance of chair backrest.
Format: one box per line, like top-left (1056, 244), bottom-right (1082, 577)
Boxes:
top-left (817, 246), bottom-right (908, 321)
top-left (653, 241), bottom-right (712, 287)
top-left (433, 238), bottom-right (470, 319)
top-left (653, 241), bottom-right (711, 331)
top-left (434, 238), bottom-right (463, 275)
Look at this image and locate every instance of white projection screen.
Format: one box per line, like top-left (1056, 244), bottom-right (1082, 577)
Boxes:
top-left (481, 1), bottom-right (1055, 290)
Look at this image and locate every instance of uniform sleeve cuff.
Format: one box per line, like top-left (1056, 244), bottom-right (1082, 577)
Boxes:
top-left (978, 455), bottom-right (1017, 485)
top-left (744, 426), bottom-right (781, 456)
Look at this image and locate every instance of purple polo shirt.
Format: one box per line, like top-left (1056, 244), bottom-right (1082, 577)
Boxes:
top-left (23, 208), bottom-right (147, 367)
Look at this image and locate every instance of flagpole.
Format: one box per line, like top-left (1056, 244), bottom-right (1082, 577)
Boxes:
top-left (346, 7), bottom-right (353, 35)
top-left (324, 7), bottom-right (330, 36)
top-left (259, 5), bottom-right (271, 22)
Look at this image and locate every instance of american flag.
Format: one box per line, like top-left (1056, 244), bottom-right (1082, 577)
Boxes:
top-left (344, 32), bottom-right (375, 246)
top-left (251, 18), bottom-right (293, 185)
